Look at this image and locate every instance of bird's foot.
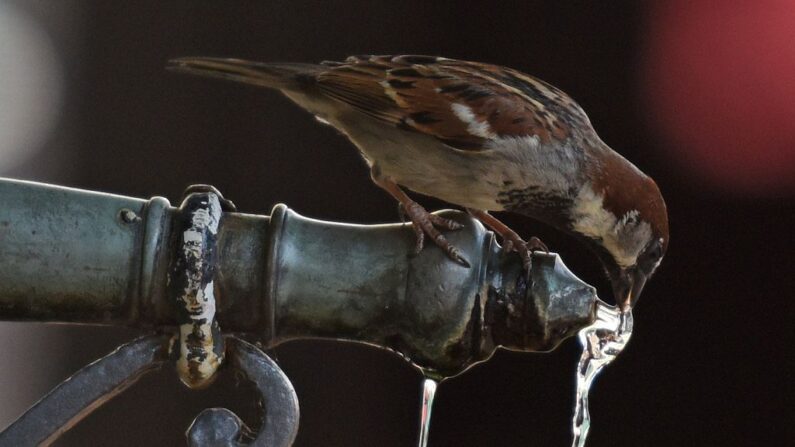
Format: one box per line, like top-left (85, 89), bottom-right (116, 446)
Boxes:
top-left (371, 173), bottom-right (468, 267)
top-left (465, 208), bottom-right (548, 275)
top-left (401, 201), bottom-right (469, 267)
top-left (500, 233), bottom-right (548, 272)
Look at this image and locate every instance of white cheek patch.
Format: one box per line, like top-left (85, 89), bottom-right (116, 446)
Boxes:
top-left (571, 185), bottom-right (652, 268)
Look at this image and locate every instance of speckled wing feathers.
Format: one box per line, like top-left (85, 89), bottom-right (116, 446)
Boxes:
top-left (313, 55), bottom-right (592, 151)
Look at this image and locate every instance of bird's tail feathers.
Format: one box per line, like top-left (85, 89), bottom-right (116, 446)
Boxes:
top-left (167, 57), bottom-right (321, 90)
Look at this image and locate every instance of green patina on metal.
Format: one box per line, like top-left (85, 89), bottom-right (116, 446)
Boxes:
top-left (0, 179), bottom-right (145, 322)
top-left (0, 177), bottom-right (598, 377)
top-left (0, 176), bottom-right (606, 445)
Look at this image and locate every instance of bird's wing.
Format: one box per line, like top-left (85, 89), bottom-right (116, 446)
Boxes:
top-left (314, 55), bottom-right (592, 151)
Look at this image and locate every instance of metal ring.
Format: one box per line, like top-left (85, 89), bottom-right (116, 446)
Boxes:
top-left (170, 189), bottom-right (226, 388)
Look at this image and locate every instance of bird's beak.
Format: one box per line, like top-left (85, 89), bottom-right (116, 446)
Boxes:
top-left (613, 268), bottom-right (648, 312)
top-left (166, 57), bottom-right (274, 87)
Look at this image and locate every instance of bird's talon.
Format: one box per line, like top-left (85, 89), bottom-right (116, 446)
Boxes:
top-left (399, 200), bottom-right (469, 267)
top-left (428, 214), bottom-right (463, 231)
top-left (454, 253), bottom-right (471, 268)
top-left (528, 236), bottom-right (549, 253)
top-left (496, 232), bottom-right (549, 275)
top-left (502, 239), bottom-right (514, 255)
top-left (411, 223), bottom-right (425, 255)
top-left (521, 251), bottom-right (532, 270)
top-left (445, 244), bottom-right (470, 267)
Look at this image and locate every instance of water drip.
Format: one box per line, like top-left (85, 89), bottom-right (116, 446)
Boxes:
top-left (417, 377), bottom-right (439, 447)
top-left (571, 302), bottom-right (633, 447)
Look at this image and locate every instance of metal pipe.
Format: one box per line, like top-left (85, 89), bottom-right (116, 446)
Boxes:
top-left (0, 177), bottom-right (597, 378)
top-left (0, 178), bottom-right (166, 323)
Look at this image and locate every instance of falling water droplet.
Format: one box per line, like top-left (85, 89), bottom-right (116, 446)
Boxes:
top-left (571, 302), bottom-right (633, 447)
top-left (417, 377), bottom-right (438, 447)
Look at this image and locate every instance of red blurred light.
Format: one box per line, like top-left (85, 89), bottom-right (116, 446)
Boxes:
top-left (644, 0), bottom-right (795, 194)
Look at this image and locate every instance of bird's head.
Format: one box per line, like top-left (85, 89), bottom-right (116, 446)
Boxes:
top-left (571, 151), bottom-right (669, 311)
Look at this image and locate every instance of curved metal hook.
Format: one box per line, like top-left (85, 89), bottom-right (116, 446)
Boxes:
top-left (0, 334), bottom-right (171, 446)
top-left (187, 336), bottom-right (300, 447)
top-left (0, 335), bottom-right (298, 446)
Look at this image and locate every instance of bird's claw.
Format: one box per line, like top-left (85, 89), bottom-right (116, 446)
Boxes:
top-left (500, 233), bottom-right (548, 276)
top-left (427, 213), bottom-right (464, 231)
top-left (399, 203), bottom-right (462, 231)
top-left (527, 236), bottom-right (549, 252)
top-left (402, 201), bottom-right (469, 268)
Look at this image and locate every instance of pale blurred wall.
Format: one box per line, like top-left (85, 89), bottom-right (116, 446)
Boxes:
top-left (0, 0), bottom-right (80, 428)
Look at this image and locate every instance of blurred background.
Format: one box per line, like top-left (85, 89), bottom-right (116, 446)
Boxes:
top-left (0, 1), bottom-right (792, 445)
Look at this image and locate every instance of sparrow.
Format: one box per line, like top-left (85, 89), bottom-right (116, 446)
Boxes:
top-left (167, 54), bottom-right (669, 311)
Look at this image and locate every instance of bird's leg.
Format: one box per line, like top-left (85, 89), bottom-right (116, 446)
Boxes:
top-left (466, 209), bottom-right (548, 272)
top-left (397, 202), bottom-right (408, 224)
top-left (371, 174), bottom-right (469, 267)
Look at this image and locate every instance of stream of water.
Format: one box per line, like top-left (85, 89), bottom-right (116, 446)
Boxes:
top-left (416, 377), bottom-right (438, 447)
top-left (571, 302), bottom-right (633, 447)
top-left (411, 301), bottom-right (631, 447)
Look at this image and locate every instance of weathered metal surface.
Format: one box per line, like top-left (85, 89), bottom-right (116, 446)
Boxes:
top-left (0, 178), bottom-right (151, 322)
top-left (213, 211), bottom-right (271, 333)
top-left (0, 334), bottom-right (171, 446)
top-left (0, 334), bottom-right (299, 447)
top-left (266, 203), bottom-right (491, 376)
top-left (136, 195), bottom-right (174, 326)
top-left (170, 190), bottom-right (226, 389)
top-left (267, 205), bottom-right (597, 377)
top-left (186, 337), bottom-right (299, 447)
top-left (0, 178), bottom-right (602, 444)
top-left (486, 251), bottom-right (597, 354)
top-left (0, 178), bottom-right (598, 376)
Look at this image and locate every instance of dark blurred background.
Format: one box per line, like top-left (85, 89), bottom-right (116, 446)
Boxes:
top-left (0, 1), bottom-right (792, 446)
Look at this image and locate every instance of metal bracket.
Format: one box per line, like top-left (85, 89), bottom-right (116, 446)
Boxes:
top-left (0, 334), bottom-right (299, 447)
top-left (0, 334), bottom-right (171, 446)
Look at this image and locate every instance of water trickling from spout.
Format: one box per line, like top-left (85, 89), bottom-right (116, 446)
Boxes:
top-left (571, 302), bottom-right (633, 447)
top-left (417, 378), bottom-right (438, 447)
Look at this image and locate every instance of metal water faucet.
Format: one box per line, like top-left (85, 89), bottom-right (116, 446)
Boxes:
top-left (0, 178), bottom-right (599, 445)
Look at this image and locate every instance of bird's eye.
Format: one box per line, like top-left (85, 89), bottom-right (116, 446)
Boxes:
top-left (647, 241), bottom-right (662, 260)
top-left (640, 239), bottom-right (664, 273)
